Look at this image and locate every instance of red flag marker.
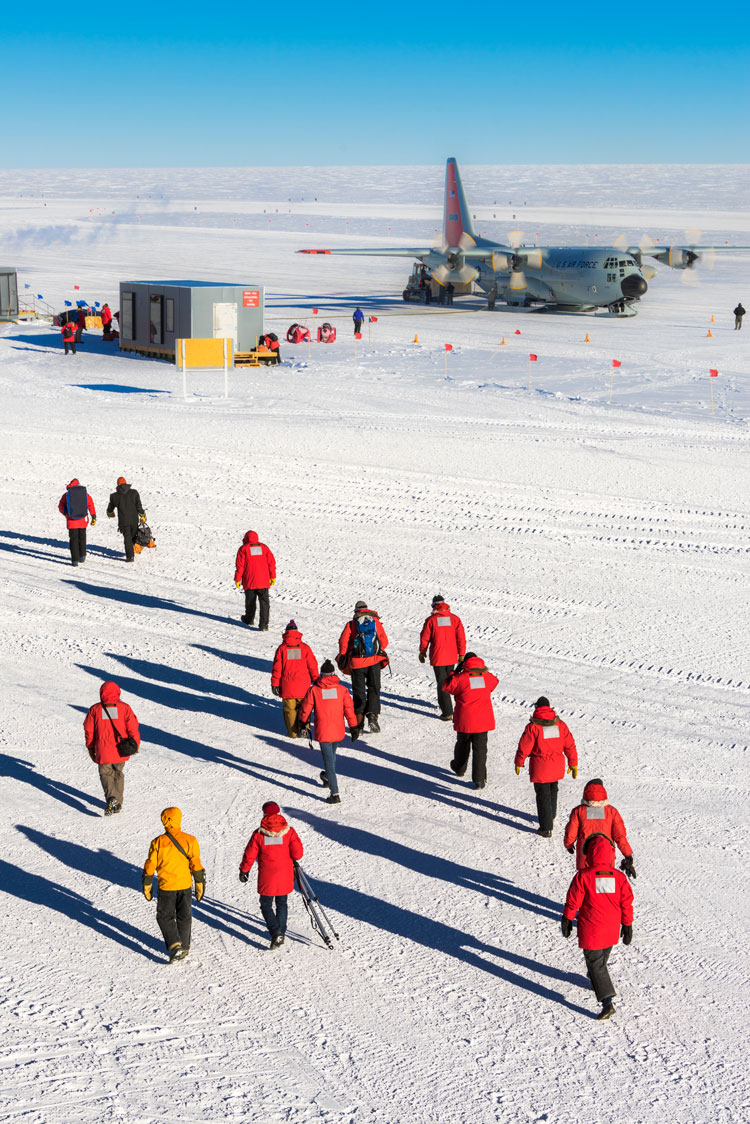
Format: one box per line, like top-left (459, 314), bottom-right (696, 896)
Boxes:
top-left (612, 359), bottom-right (621, 367)
top-left (312, 307), bottom-right (318, 314)
top-left (514, 329), bottom-right (521, 335)
top-left (371, 316), bottom-right (378, 323)
top-left (710, 368), bottom-right (718, 377)
top-left (74, 285), bottom-right (80, 290)
top-left (529, 353), bottom-right (537, 361)
top-left (445, 343), bottom-right (453, 351)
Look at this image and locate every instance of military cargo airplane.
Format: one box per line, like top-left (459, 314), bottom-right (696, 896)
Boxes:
top-left (299, 158), bottom-right (737, 316)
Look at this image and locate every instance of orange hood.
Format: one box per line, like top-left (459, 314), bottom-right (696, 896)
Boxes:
top-left (161, 807), bottom-right (183, 832)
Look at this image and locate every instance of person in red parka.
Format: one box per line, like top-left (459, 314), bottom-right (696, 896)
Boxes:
top-left (515, 696), bottom-right (578, 838)
top-left (234, 530), bottom-right (276, 631)
top-left (101, 304), bottom-right (113, 330)
top-left (564, 778), bottom-right (635, 876)
top-left (337, 601), bottom-right (389, 733)
top-left (271, 619), bottom-right (319, 738)
top-left (442, 653), bottom-right (499, 790)
top-left (239, 801), bottom-right (304, 949)
top-left (419, 593), bottom-right (466, 721)
top-left (561, 833), bottom-right (634, 1020)
top-left (61, 319), bottom-right (77, 355)
top-left (83, 680), bottom-right (140, 815)
top-left (58, 478), bottom-right (96, 566)
top-left (75, 307), bottom-right (86, 343)
top-left (299, 660), bottom-right (359, 804)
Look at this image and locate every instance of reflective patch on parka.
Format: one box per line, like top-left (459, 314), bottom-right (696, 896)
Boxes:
top-left (469, 676), bottom-right (485, 689)
top-left (542, 725), bottom-right (559, 739)
top-left (263, 836), bottom-right (283, 845)
top-left (250, 546), bottom-right (262, 556)
top-left (321, 688), bottom-right (337, 700)
top-left (286, 649), bottom-right (301, 660)
top-left (586, 806), bottom-right (605, 819)
top-left (437, 617), bottom-right (451, 627)
top-left (595, 876), bottom-right (616, 894)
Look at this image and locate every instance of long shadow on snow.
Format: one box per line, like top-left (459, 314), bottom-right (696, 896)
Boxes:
top-left (0, 754), bottom-right (100, 817)
top-left (0, 856), bottom-right (162, 960)
top-left (192, 643), bottom-right (273, 675)
top-left (17, 826), bottom-right (267, 949)
top-left (309, 876), bottom-right (594, 1016)
top-left (78, 657), bottom-right (278, 733)
top-left (64, 580), bottom-right (247, 629)
top-left (291, 809), bottom-right (560, 921)
top-left (269, 735), bottom-right (537, 833)
top-left (0, 529), bottom-right (122, 561)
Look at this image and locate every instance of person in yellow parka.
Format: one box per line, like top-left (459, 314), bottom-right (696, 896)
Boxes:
top-left (142, 807), bottom-right (205, 964)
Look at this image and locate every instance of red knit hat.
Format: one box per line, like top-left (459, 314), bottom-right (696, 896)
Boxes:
top-left (262, 801), bottom-right (281, 816)
top-left (117, 476), bottom-right (127, 485)
top-left (583, 780), bottom-right (607, 802)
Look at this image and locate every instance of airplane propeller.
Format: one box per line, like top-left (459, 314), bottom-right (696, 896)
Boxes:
top-left (507, 231), bottom-right (542, 291)
top-left (430, 231), bottom-right (479, 285)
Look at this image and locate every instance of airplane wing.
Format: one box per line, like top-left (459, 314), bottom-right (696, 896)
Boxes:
top-left (298, 247), bottom-right (433, 257)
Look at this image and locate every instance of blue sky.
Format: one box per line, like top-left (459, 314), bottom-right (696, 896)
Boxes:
top-left (3, 1), bottom-right (748, 166)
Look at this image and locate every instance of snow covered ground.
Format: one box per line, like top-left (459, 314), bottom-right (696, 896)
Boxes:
top-left (0, 165), bottom-right (749, 1124)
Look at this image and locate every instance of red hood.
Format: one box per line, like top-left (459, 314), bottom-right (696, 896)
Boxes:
top-left (99, 681), bottom-right (121, 705)
top-left (583, 782), bottom-right (608, 802)
top-left (318, 674), bottom-right (339, 688)
top-left (243, 530), bottom-right (259, 545)
top-left (585, 835), bottom-right (615, 869)
top-left (432, 602), bottom-right (451, 613)
top-left (463, 656), bottom-right (487, 672)
top-left (261, 812), bottom-right (288, 834)
top-left (283, 629), bottom-right (302, 646)
top-left (532, 706), bottom-right (557, 722)
top-left (67, 478), bottom-right (80, 487)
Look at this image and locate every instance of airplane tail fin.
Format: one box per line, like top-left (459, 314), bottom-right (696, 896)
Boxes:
top-left (443, 158), bottom-right (477, 248)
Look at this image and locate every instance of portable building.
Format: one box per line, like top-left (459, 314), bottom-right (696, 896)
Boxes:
top-left (118, 280), bottom-right (264, 360)
top-left (0, 268), bottom-right (18, 320)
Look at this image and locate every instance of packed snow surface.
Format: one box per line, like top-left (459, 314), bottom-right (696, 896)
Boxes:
top-left (0, 165), bottom-right (749, 1124)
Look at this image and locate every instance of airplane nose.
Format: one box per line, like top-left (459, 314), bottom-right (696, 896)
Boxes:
top-left (621, 274), bottom-right (648, 298)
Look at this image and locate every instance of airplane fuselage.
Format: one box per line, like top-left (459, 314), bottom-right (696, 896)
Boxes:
top-left (474, 246), bottom-right (647, 312)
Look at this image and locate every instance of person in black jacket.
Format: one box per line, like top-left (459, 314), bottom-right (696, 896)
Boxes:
top-left (734, 302), bottom-right (746, 330)
top-left (106, 477), bottom-right (146, 562)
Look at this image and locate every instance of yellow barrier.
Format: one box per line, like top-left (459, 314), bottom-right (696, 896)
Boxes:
top-left (176, 337), bottom-right (234, 399)
top-left (85, 316), bottom-right (103, 330)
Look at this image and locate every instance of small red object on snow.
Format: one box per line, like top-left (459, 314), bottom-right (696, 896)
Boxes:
top-left (355, 332), bottom-right (362, 339)
top-left (74, 285), bottom-right (80, 290)
top-left (445, 343), bottom-right (453, 351)
top-left (612, 359), bottom-right (622, 368)
top-left (710, 368), bottom-right (718, 377)
top-left (371, 316), bottom-right (378, 322)
top-left (312, 307), bottom-right (318, 314)
top-left (514, 329), bottom-right (521, 335)
top-left (529, 353), bottom-right (537, 361)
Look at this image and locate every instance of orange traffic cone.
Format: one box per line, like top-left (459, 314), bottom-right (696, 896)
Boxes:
top-left (584, 333), bottom-right (590, 342)
top-left (706, 329), bottom-right (713, 338)
top-left (711, 315), bottom-right (715, 322)
top-left (501, 337), bottom-right (506, 346)
top-left (413, 334), bottom-right (420, 343)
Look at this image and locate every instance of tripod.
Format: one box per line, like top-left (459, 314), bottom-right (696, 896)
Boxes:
top-left (294, 862), bottom-right (340, 950)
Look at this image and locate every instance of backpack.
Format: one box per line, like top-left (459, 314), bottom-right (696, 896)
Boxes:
top-left (352, 613), bottom-right (379, 658)
top-left (66, 484), bottom-right (88, 520)
top-left (135, 522), bottom-right (155, 547)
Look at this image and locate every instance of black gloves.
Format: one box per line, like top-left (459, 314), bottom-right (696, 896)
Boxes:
top-left (142, 874), bottom-right (153, 902)
top-left (349, 726), bottom-right (360, 743)
top-left (418, 653), bottom-right (426, 664)
top-left (621, 924), bottom-right (633, 945)
top-left (271, 685), bottom-right (281, 697)
top-left (561, 916), bottom-right (573, 939)
top-left (565, 845), bottom-right (575, 855)
top-left (620, 855), bottom-right (637, 879)
top-left (239, 870), bottom-right (249, 884)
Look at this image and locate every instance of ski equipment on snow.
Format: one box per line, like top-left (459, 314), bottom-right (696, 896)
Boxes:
top-left (294, 862), bottom-right (339, 950)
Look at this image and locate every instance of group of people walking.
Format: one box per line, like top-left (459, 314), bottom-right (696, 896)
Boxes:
top-left (71, 503), bottom-right (637, 1016)
top-left (58, 477), bottom-right (154, 564)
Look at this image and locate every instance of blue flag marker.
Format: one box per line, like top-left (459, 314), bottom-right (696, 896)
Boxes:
top-left (64, 300), bottom-right (72, 307)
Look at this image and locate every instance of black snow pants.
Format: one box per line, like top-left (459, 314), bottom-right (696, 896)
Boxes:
top-left (433, 665), bottom-right (454, 717)
top-left (156, 888), bottom-right (193, 951)
top-left (244, 588), bottom-right (270, 630)
top-left (68, 528), bottom-right (87, 564)
top-left (534, 781), bottom-right (559, 832)
top-left (121, 523), bottom-right (138, 561)
top-left (583, 946), bottom-right (615, 1002)
top-left (453, 731), bottom-right (488, 785)
top-left (351, 665), bottom-right (381, 718)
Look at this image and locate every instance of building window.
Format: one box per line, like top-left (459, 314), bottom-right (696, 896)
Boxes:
top-left (121, 292), bottom-right (135, 340)
top-left (150, 295), bottom-right (163, 345)
top-left (165, 298), bottom-right (174, 334)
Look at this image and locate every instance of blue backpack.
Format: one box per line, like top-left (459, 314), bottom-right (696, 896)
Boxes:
top-left (352, 613), bottom-right (379, 658)
top-left (66, 484), bottom-right (88, 520)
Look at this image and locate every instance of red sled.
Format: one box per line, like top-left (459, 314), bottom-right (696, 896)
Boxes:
top-left (317, 323), bottom-right (336, 343)
top-left (286, 323), bottom-right (311, 343)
